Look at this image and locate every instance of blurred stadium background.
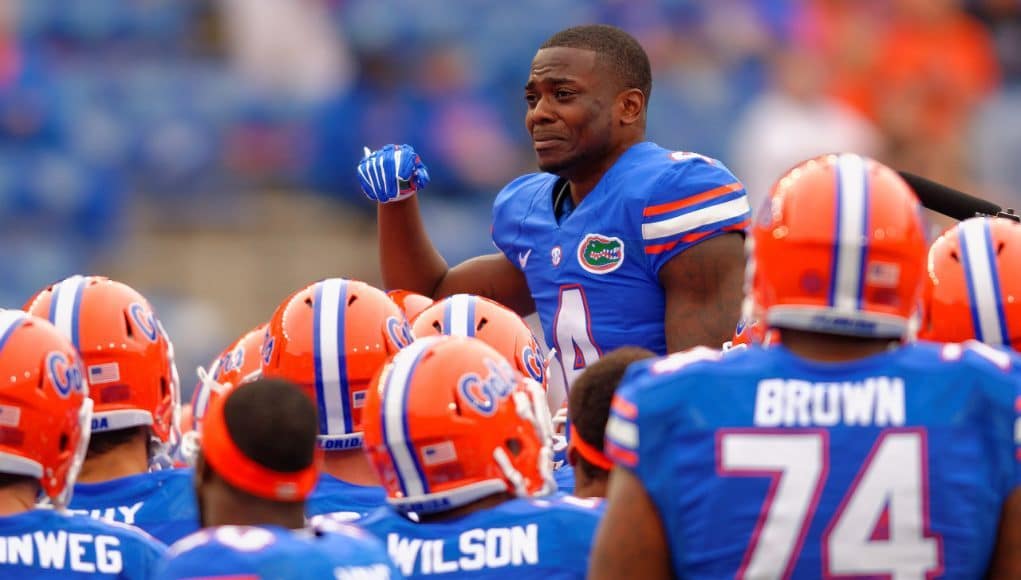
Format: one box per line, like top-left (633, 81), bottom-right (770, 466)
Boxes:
top-left (1, 0), bottom-right (1019, 399)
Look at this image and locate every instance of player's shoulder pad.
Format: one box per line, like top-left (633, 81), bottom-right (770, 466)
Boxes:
top-left (639, 150), bottom-right (743, 204)
top-left (166, 525), bottom-right (278, 558)
top-left (351, 505), bottom-right (398, 529)
top-left (543, 493), bottom-right (604, 515)
top-left (493, 172), bottom-right (557, 214)
top-left (607, 346), bottom-right (748, 471)
top-left (930, 340), bottom-right (1019, 375)
top-left (623, 346), bottom-right (730, 391)
top-left (312, 517), bottom-right (380, 544)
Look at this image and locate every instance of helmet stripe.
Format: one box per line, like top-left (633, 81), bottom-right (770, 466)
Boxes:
top-left (313, 279), bottom-right (353, 437)
top-left (466, 297), bottom-right (477, 338)
top-left (49, 275), bottom-right (86, 349)
top-left (445, 294), bottom-right (475, 337)
top-left (984, 220), bottom-right (1012, 342)
top-left (0, 310), bottom-right (27, 356)
top-left (381, 337), bottom-right (438, 497)
top-left (959, 218), bottom-right (1007, 345)
top-left (830, 154), bottom-right (870, 311)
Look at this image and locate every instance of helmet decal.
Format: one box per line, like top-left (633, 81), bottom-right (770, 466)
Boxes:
top-left (47, 352), bottom-right (84, 398)
top-left (129, 302), bottom-right (160, 342)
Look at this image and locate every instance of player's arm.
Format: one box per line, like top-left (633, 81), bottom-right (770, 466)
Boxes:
top-left (378, 196), bottom-right (533, 312)
top-left (989, 488), bottom-right (1021, 578)
top-left (363, 145), bottom-right (534, 314)
top-left (641, 156), bottom-right (750, 352)
top-left (589, 467), bottom-right (671, 580)
top-left (659, 231), bottom-right (745, 352)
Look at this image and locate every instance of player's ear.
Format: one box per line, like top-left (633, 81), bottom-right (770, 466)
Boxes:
top-left (193, 452), bottom-right (210, 489)
top-left (616, 88), bottom-right (644, 127)
top-left (568, 446), bottom-right (579, 467)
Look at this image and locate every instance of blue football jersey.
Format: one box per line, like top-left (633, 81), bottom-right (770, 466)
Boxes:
top-left (606, 342), bottom-right (1021, 579)
top-left (358, 494), bottom-right (603, 578)
top-left (0, 509), bottom-right (165, 578)
top-left (553, 465), bottom-right (575, 495)
top-left (492, 142), bottom-right (749, 385)
top-left (156, 523), bottom-right (399, 579)
top-left (69, 468), bottom-right (198, 545)
top-left (305, 473), bottom-right (388, 521)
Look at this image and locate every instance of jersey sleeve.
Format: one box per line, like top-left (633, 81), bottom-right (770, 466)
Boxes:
top-left (604, 359), bottom-right (668, 480)
top-left (641, 156), bottom-right (751, 274)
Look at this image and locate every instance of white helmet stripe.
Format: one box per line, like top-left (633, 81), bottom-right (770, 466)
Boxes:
top-left (0, 310), bottom-right (27, 354)
top-left (49, 275), bottom-right (86, 349)
top-left (831, 154), bottom-right (870, 311)
top-left (959, 218), bottom-right (1007, 345)
top-left (445, 294), bottom-right (475, 337)
top-left (381, 337), bottom-right (440, 497)
top-left (314, 279), bottom-right (351, 436)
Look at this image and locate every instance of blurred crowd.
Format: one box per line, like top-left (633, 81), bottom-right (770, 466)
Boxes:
top-left (2, 0), bottom-right (1021, 396)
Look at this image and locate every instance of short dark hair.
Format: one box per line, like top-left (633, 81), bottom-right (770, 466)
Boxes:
top-left (568, 346), bottom-right (655, 478)
top-left (223, 378), bottom-right (317, 473)
top-left (540, 24), bottom-right (652, 105)
top-left (0, 473), bottom-right (37, 490)
top-left (86, 426), bottom-right (148, 460)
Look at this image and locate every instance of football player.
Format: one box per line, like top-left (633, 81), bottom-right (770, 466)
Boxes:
top-left (191, 323), bottom-right (267, 432)
top-left (155, 378), bottom-right (399, 579)
top-left (592, 154), bottom-right (1021, 578)
top-left (0, 310), bottom-right (166, 577)
top-left (411, 294), bottom-right (548, 394)
top-left (358, 24), bottom-right (750, 389)
top-left (25, 276), bottom-right (197, 545)
top-left (261, 278), bottom-right (412, 521)
top-left (566, 347), bottom-right (653, 498)
top-left (919, 215), bottom-right (1021, 348)
top-left (358, 335), bottom-right (603, 578)
top-left (177, 322), bottom-right (268, 468)
top-left (411, 294), bottom-right (574, 490)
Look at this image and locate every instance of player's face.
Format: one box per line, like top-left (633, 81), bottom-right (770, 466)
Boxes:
top-left (525, 47), bottom-right (616, 176)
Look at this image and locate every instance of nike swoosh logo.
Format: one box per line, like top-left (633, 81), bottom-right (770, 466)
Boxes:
top-left (518, 249), bottom-right (532, 269)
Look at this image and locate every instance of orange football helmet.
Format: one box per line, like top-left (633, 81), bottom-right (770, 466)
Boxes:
top-left (412, 294), bottom-right (547, 386)
top-left (261, 279), bottom-right (413, 450)
top-left (919, 216), bottom-right (1021, 349)
top-left (192, 323), bottom-right (268, 432)
top-left (0, 310), bottom-right (93, 508)
top-left (751, 153), bottom-right (927, 338)
top-left (363, 336), bottom-right (555, 514)
top-left (386, 289), bottom-right (434, 323)
top-left (24, 276), bottom-right (179, 446)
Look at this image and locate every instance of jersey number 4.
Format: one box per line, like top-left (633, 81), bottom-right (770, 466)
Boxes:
top-left (553, 285), bottom-right (602, 386)
top-left (717, 429), bottom-right (942, 579)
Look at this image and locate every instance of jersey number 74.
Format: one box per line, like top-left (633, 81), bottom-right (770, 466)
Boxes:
top-left (717, 428), bottom-right (942, 579)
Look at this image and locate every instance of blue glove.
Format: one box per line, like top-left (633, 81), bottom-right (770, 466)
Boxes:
top-left (357, 144), bottom-right (430, 203)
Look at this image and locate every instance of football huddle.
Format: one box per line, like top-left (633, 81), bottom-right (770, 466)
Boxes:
top-left (1, 23), bottom-right (1019, 580)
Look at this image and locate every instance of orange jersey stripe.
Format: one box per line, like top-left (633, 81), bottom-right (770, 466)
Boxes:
top-left (643, 182), bottom-right (744, 218)
top-left (605, 441), bottom-right (639, 467)
top-left (611, 396), bottom-right (638, 420)
top-left (644, 218), bottom-right (750, 255)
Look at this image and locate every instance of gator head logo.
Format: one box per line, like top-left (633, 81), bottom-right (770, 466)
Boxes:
top-left (577, 234), bottom-right (625, 274)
